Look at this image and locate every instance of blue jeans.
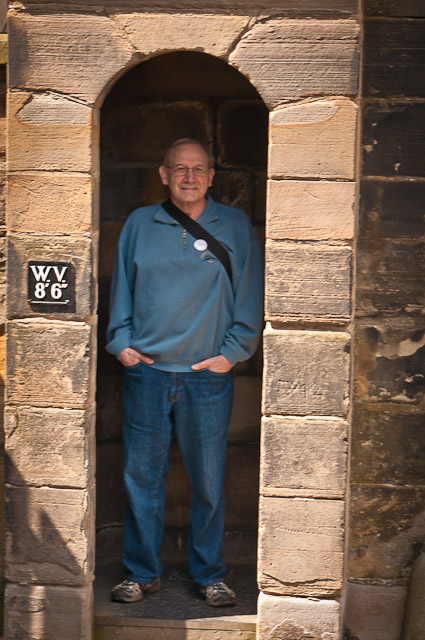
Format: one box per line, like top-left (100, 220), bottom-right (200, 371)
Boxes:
top-left (121, 362), bottom-right (234, 587)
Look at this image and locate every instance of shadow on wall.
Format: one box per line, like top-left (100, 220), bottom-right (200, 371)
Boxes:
top-left (96, 51), bottom-right (268, 565)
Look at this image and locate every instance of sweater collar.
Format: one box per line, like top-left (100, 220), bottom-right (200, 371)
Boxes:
top-left (154, 194), bottom-right (219, 225)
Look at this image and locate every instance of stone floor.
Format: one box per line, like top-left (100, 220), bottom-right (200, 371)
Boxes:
top-left (94, 558), bottom-right (258, 639)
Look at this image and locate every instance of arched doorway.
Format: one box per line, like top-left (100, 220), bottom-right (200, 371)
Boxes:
top-left (95, 51), bottom-right (268, 626)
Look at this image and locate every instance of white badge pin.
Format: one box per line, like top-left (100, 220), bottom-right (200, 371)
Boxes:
top-left (194, 239), bottom-right (208, 251)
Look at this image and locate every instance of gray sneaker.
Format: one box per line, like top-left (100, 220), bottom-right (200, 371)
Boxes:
top-left (199, 581), bottom-right (236, 607)
top-left (111, 577), bottom-right (161, 603)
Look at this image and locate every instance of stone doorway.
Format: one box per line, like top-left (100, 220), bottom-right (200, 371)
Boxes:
top-left (95, 51), bottom-right (268, 633)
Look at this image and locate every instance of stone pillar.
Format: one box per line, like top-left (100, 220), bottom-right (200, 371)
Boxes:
top-left (231, 15), bottom-right (360, 638)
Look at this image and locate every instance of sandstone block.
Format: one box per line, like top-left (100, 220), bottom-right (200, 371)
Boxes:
top-left (354, 319), bottom-right (425, 407)
top-left (115, 13), bottom-right (250, 59)
top-left (267, 180), bottom-right (355, 241)
top-left (229, 19), bottom-right (359, 107)
top-left (11, 0), bottom-right (360, 10)
top-left (348, 484), bottom-right (425, 581)
top-left (217, 99), bottom-right (268, 170)
top-left (8, 92), bottom-right (92, 171)
top-left (100, 167), bottom-right (166, 223)
top-left (210, 170), bottom-right (253, 217)
top-left (269, 99), bottom-right (358, 179)
top-left (228, 375), bottom-right (261, 442)
top-left (8, 13), bottom-right (133, 104)
top-left (7, 233), bottom-right (94, 319)
top-left (365, 0), bottom-right (425, 18)
top-left (403, 553), bottom-right (425, 640)
top-left (6, 485), bottom-right (94, 584)
top-left (7, 173), bottom-right (94, 235)
top-left (343, 582), bottom-right (407, 640)
top-left (258, 496), bottom-right (345, 596)
top-left (5, 406), bottom-right (94, 489)
top-left (258, 593), bottom-right (341, 640)
top-left (265, 241), bottom-right (352, 319)
top-left (261, 416), bottom-right (347, 498)
top-left (263, 328), bottom-right (350, 416)
top-left (4, 583), bottom-right (92, 640)
top-left (7, 319), bottom-right (94, 408)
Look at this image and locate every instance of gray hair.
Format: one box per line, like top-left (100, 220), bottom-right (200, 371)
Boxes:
top-left (163, 138), bottom-right (214, 168)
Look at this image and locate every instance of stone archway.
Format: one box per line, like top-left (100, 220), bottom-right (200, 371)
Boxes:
top-left (5, 7), bottom-right (360, 639)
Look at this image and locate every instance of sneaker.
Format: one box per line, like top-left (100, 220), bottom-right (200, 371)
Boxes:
top-left (111, 577), bottom-right (161, 603)
top-left (199, 581), bottom-right (236, 607)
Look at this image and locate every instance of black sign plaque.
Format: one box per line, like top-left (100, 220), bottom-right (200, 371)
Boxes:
top-left (28, 261), bottom-right (73, 308)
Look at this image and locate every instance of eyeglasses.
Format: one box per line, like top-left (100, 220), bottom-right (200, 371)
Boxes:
top-left (166, 165), bottom-right (209, 177)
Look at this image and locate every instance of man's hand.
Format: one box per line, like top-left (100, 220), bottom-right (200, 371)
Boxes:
top-left (118, 347), bottom-right (154, 367)
top-left (191, 355), bottom-right (232, 373)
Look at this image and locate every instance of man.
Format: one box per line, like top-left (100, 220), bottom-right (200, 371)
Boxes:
top-left (106, 138), bottom-right (263, 607)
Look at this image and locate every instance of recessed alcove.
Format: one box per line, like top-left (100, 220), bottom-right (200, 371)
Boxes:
top-left (96, 51), bottom-right (268, 591)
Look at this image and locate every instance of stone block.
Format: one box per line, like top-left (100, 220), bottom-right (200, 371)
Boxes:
top-left (7, 173), bottom-right (94, 235)
top-left (365, 0), bottom-right (425, 17)
top-left (102, 101), bottom-right (212, 166)
top-left (363, 103), bottom-right (425, 178)
top-left (217, 100), bottom-right (268, 170)
top-left (210, 170), bottom-right (254, 217)
top-left (263, 328), bottom-right (350, 416)
top-left (229, 18), bottom-right (359, 106)
top-left (364, 19), bottom-right (425, 98)
top-left (8, 13), bottom-right (133, 104)
top-left (354, 319), bottom-right (425, 407)
top-left (115, 13), bottom-right (250, 58)
top-left (7, 319), bottom-right (94, 408)
top-left (4, 582), bottom-right (92, 640)
top-left (228, 375), bottom-right (261, 442)
top-left (258, 497), bottom-right (345, 596)
top-left (100, 167), bottom-right (166, 223)
top-left (356, 237), bottom-right (425, 317)
top-left (267, 180), bottom-right (355, 241)
top-left (359, 178), bottom-right (425, 240)
top-left (269, 99), bottom-right (358, 179)
top-left (96, 441), bottom-right (126, 530)
top-left (8, 92), bottom-right (92, 171)
top-left (351, 409), bottom-right (425, 486)
top-left (6, 485), bottom-right (94, 584)
top-left (5, 406), bottom-right (94, 489)
top-left (99, 222), bottom-right (123, 284)
top-left (7, 233), bottom-right (94, 319)
top-left (343, 582), bottom-right (407, 640)
top-left (258, 592), bottom-right (341, 640)
top-left (348, 484), bottom-right (425, 581)
top-left (14, 0), bottom-right (360, 10)
top-left (404, 553), bottom-right (425, 640)
top-left (261, 416), bottom-right (347, 498)
top-left (265, 241), bottom-right (352, 319)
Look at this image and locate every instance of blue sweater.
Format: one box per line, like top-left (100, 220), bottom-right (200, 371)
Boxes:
top-left (106, 197), bottom-right (264, 372)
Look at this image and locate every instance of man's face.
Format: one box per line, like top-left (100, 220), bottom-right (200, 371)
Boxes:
top-left (159, 143), bottom-right (214, 209)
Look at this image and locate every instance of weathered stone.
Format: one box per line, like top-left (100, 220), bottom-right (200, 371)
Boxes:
top-left (403, 553), bottom-right (425, 640)
top-left (261, 416), bottom-right (347, 498)
top-left (354, 319), bottom-right (425, 407)
top-left (8, 13), bottom-right (134, 104)
top-left (343, 582), bottom-right (407, 640)
top-left (269, 99), bottom-right (357, 179)
top-left (228, 375), bottom-right (261, 442)
top-left (217, 100), bottom-right (268, 170)
top-left (6, 485), bottom-right (94, 584)
top-left (363, 103), bottom-right (425, 178)
top-left (115, 13), bottom-right (250, 58)
top-left (5, 406), bottom-right (94, 489)
top-left (359, 179), bottom-right (425, 240)
top-left (4, 583), bottom-right (92, 640)
top-left (95, 622), bottom-right (255, 640)
top-left (258, 593), bottom-right (341, 640)
top-left (364, 19), bottom-right (425, 98)
top-left (100, 167), bottom-right (167, 223)
top-left (265, 241), bottom-right (352, 319)
top-left (351, 409), bottom-right (425, 486)
top-left (210, 170), bottom-right (254, 217)
top-left (365, 0), bottom-right (425, 17)
top-left (102, 100), bottom-right (212, 166)
top-left (348, 485), bottom-right (425, 581)
top-left (8, 92), bottom-right (92, 171)
top-left (7, 319), bottom-right (94, 408)
top-left (229, 19), bottom-right (359, 106)
top-left (7, 173), bottom-right (94, 235)
top-left (267, 180), bottom-right (355, 241)
top-left (7, 233), bottom-right (94, 319)
top-left (16, 0), bottom-right (360, 10)
top-left (263, 328), bottom-right (350, 416)
top-left (258, 497), bottom-right (345, 596)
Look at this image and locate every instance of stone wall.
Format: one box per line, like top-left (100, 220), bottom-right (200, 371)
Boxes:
top-left (344, 2), bottom-right (425, 639)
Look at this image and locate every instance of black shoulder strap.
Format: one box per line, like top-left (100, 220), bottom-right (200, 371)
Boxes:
top-left (162, 199), bottom-right (232, 285)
